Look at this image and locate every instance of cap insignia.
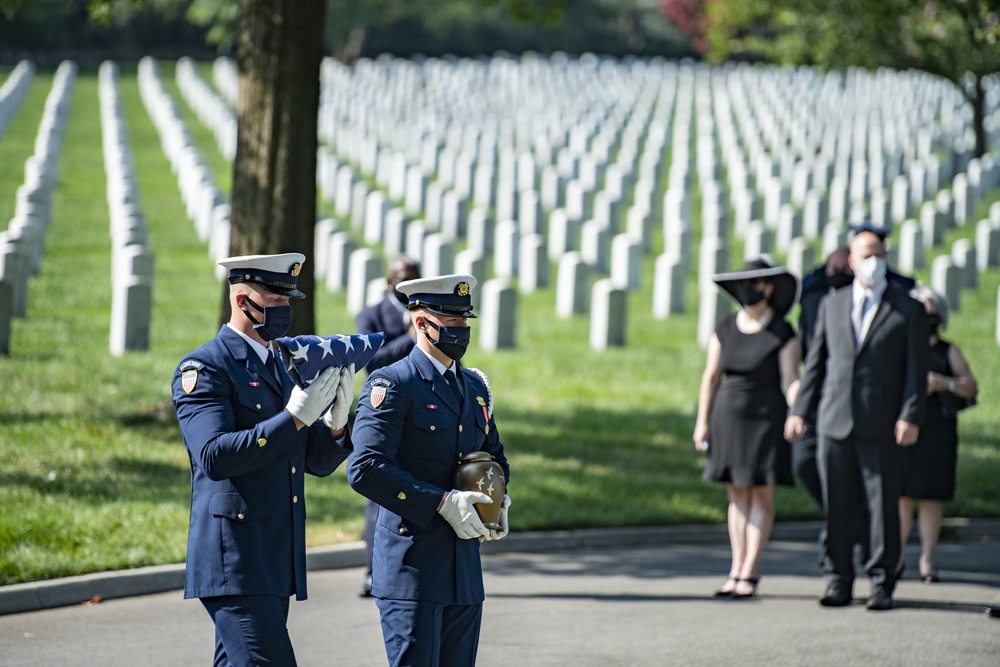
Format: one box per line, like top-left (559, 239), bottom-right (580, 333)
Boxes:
top-left (456, 282), bottom-right (470, 297)
top-left (290, 263), bottom-right (302, 277)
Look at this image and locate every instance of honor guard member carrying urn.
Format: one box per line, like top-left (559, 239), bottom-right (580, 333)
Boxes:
top-left (172, 253), bottom-right (355, 666)
top-left (348, 274), bottom-right (510, 667)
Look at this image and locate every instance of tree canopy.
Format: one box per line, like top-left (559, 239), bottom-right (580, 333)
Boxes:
top-left (1, 0), bottom-right (691, 61)
top-left (664, 0), bottom-right (1000, 156)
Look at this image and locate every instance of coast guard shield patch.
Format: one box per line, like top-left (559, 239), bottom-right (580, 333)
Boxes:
top-left (370, 385), bottom-right (387, 408)
top-left (181, 369), bottom-right (198, 394)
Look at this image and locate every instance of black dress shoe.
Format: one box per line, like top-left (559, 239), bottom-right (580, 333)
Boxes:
top-left (866, 588), bottom-right (893, 611)
top-left (819, 583), bottom-right (851, 607)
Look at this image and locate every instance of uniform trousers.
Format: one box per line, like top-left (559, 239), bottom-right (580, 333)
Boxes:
top-left (817, 431), bottom-right (902, 593)
top-left (202, 594), bottom-right (294, 667)
top-left (375, 597), bottom-right (482, 667)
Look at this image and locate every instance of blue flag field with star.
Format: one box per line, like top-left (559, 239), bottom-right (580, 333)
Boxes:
top-left (274, 333), bottom-right (385, 387)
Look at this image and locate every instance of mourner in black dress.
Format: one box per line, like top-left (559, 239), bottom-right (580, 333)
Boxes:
top-left (899, 286), bottom-right (977, 583)
top-left (694, 258), bottom-right (801, 599)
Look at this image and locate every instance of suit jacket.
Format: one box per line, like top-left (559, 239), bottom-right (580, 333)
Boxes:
top-left (172, 326), bottom-right (351, 601)
top-left (791, 282), bottom-right (928, 441)
top-left (356, 296), bottom-right (414, 374)
top-left (347, 347), bottom-right (509, 605)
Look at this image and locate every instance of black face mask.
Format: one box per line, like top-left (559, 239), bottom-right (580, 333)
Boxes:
top-left (736, 285), bottom-right (766, 306)
top-left (827, 272), bottom-right (854, 289)
top-left (423, 319), bottom-right (471, 361)
top-left (243, 296), bottom-right (292, 341)
top-left (927, 314), bottom-right (943, 337)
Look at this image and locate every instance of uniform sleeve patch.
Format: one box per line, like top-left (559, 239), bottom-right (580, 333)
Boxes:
top-left (179, 359), bottom-right (205, 372)
top-left (367, 376), bottom-right (393, 408)
top-left (181, 369), bottom-right (199, 394)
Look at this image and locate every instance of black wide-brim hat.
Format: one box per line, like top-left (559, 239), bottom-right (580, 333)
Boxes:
top-left (712, 258), bottom-right (801, 317)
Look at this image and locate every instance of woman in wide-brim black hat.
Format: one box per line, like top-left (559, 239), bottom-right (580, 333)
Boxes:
top-left (693, 257), bottom-right (802, 599)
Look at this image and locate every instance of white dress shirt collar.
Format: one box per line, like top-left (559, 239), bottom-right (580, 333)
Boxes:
top-left (227, 323), bottom-right (271, 364)
top-left (852, 278), bottom-right (887, 307)
top-left (417, 344), bottom-right (454, 376)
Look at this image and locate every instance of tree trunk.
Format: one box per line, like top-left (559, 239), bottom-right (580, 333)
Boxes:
top-left (972, 75), bottom-right (986, 159)
top-left (222, 0), bottom-right (326, 333)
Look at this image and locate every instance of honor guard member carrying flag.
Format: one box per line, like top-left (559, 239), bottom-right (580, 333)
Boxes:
top-left (172, 253), bottom-right (354, 666)
top-left (348, 274), bottom-right (510, 667)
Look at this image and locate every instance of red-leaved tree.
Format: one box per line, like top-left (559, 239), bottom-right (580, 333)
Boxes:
top-left (661, 0), bottom-right (708, 54)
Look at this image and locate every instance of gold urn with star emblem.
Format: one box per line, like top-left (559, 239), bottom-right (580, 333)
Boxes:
top-left (454, 451), bottom-right (506, 529)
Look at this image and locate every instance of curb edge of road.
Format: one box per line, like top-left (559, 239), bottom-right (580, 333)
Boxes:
top-left (3, 518), bottom-right (998, 617)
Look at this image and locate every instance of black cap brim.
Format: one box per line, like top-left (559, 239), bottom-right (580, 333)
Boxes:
top-left (409, 302), bottom-right (476, 318)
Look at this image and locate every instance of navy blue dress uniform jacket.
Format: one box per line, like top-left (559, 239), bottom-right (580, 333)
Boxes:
top-left (347, 347), bottom-right (509, 605)
top-left (172, 325), bottom-right (351, 602)
top-left (356, 296), bottom-right (414, 374)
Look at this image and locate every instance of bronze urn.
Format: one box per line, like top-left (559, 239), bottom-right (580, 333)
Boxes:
top-left (454, 451), bottom-right (506, 529)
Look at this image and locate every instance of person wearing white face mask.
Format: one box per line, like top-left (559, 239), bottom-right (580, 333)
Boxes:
top-left (785, 230), bottom-right (929, 612)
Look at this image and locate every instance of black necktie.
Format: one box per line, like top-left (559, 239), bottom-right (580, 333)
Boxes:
top-left (265, 351), bottom-right (280, 383)
top-left (444, 369), bottom-right (462, 405)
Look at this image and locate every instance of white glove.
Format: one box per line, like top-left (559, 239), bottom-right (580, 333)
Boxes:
top-left (286, 366), bottom-right (340, 426)
top-left (322, 364), bottom-right (355, 431)
top-left (483, 495), bottom-right (510, 541)
top-left (438, 490), bottom-right (491, 540)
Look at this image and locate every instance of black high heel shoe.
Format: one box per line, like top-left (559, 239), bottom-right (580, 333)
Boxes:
top-left (713, 577), bottom-right (738, 597)
top-left (732, 578), bottom-right (759, 598)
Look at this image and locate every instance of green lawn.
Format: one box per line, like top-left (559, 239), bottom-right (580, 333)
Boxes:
top-left (1, 62), bottom-right (998, 585)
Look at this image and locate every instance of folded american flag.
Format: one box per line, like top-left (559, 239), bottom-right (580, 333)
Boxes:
top-left (274, 333), bottom-right (385, 388)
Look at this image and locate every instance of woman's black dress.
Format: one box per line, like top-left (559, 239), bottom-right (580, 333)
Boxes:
top-left (902, 339), bottom-right (960, 501)
top-left (704, 314), bottom-right (795, 487)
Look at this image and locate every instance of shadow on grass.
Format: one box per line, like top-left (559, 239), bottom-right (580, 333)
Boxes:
top-left (115, 402), bottom-right (181, 432)
top-left (2, 404), bottom-right (189, 506)
top-left (484, 403), bottom-right (727, 530)
top-left (0, 457), bottom-right (189, 507)
top-left (0, 411), bottom-right (61, 425)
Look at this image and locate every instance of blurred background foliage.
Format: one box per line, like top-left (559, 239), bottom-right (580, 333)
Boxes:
top-left (0, 0), bottom-right (695, 64)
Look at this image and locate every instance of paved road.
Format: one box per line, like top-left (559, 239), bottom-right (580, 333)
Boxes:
top-left (2, 528), bottom-right (998, 666)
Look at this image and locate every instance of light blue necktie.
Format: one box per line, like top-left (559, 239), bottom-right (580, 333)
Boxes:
top-left (854, 295), bottom-right (871, 346)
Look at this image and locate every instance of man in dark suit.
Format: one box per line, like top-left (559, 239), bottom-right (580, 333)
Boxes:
top-left (796, 227), bottom-right (916, 532)
top-left (173, 253), bottom-right (354, 665)
top-left (354, 255), bottom-right (421, 596)
top-left (358, 255), bottom-right (422, 375)
top-left (348, 273), bottom-right (510, 666)
top-left (786, 231), bottom-right (928, 611)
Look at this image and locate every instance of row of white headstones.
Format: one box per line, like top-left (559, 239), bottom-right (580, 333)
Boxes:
top-left (211, 55), bottom-right (1000, 347)
top-left (0, 61), bottom-right (73, 355)
top-left (3, 55), bottom-right (1000, 356)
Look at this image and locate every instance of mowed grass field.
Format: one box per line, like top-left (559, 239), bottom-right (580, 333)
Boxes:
top-left (1, 61), bottom-right (999, 585)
